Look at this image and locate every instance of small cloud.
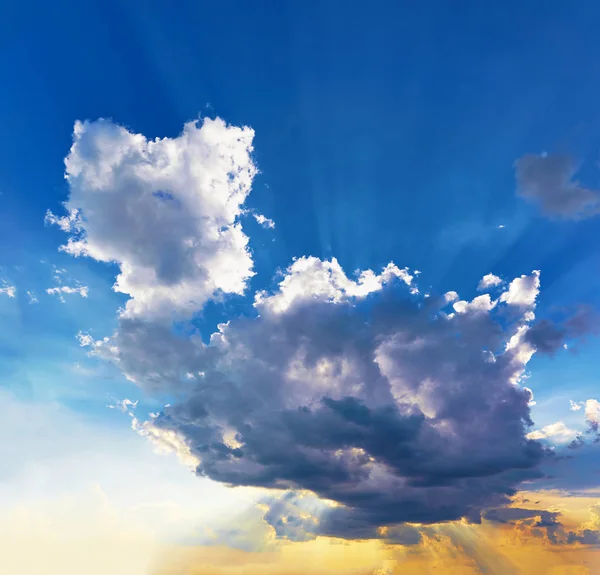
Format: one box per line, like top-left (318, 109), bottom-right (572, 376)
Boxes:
top-left (570, 400), bottom-right (584, 412)
top-left (0, 280), bottom-right (15, 298)
top-left (76, 332), bottom-right (95, 347)
top-left (106, 397), bottom-right (139, 414)
top-left (26, 291), bottom-right (39, 304)
top-left (497, 224), bottom-right (506, 229)
top-left (477, 273), bottom-right (503, 291)
top-left (253, 212), bottom-right (275, 229)
top-left (515, 153), bottom-right (600, 219)
top-left (46, 284), bottom-right (88, 302)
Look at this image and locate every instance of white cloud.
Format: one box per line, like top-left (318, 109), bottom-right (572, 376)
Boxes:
top-left (526, 421), bottom-right (579, 444)
top-left (254, 257), bottom-right (415, 314)
top-left (477, 273), bottom-right (502, 290)
top-left (132, 415), bottom-right (201, 470)
top-left (570, 400), bottom-right (584, 411)
top-left (44, 208), bottom-right (80, 232)
top-left (504, 324), bottom-right (536, 384)
top-left (46, 117), bottom-right (258, 321)
top-left (0, 280), bottom-right (15, 298)
top-left (443, 291), bottom-right (459, 303)
top-left (77, 331), bottom-right (95, 347)
top-left (26, 290), bottom-right (39, 304)
top-left (585, 399), bottom-right (600, 428)
top-left (46, 284), bottom-right (89, 302)
top-left (253, 212), bottom-right (275, 229)
top-left (499, 270), bottom-right (540, 307)
top-left (106, 397), bottom-right (138, 414)
top-left (453, 294), bottom-right (496, 315)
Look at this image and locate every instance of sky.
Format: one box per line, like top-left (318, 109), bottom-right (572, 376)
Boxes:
top-left (1, 1), bottom-right (600, 573)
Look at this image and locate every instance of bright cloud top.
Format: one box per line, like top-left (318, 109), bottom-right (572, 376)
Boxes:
top-left (254, 257), bottom-right (416, 314)
top-left (46, 117), bottom-right (258, 320)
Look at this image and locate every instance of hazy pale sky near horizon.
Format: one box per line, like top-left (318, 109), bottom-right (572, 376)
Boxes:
top-left (1, 1), bottom-right (600, 574)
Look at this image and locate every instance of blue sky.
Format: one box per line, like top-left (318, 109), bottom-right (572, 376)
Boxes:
top-left (3, 0), bottom-right (600, 416)
top-left (2, 2), bottom-right (600, 573)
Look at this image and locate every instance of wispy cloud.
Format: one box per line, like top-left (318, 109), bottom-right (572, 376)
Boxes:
top-left (46, 284), bottom-right (89, 302)
top-left (0, 280), bottom-right (16, 298)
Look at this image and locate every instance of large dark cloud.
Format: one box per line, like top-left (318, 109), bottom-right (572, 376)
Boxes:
top-left (515, 153), bottom-right (600, 219)
top-left (84, 261), bottom-right (554, 538)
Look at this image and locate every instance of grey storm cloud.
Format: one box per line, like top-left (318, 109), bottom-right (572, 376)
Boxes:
top-left (514, 153), bottom-right (600, 219)
top-left (84, 265), bottom-right (553, 539)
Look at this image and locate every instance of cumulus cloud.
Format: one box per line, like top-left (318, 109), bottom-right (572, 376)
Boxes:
top-left (443, 291), bottom-right (458, 303)
top-left (0, 280), bottom-right (15, 298)
top-left (54, 115), bottom-right (598, 543)
top-left (477, 273), bottom-right (502, 291)
top-left (515, 153), bottom-right (600, 219)
top-left (46, 117), bottom-right (258, 320)
top-left (80, 261), bottom-right (551, 538)
top-left (499, 270), bottom-right (540, 308)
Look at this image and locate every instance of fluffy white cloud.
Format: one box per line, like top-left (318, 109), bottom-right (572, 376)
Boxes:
top-left (499, 270), bottom-right (540, 308)
top-left (452, 294), bottom-right (496, 315)
top-left (477, 273), bottom-right (502, 290)
top-left (526, 422), bottom-right (579, 444)
top-left (443, 291), bottom-right (459, 303)
top-left (46, 117), bottom-right (258, 321)
top-left (570, 400), bottom-right (584, 411)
